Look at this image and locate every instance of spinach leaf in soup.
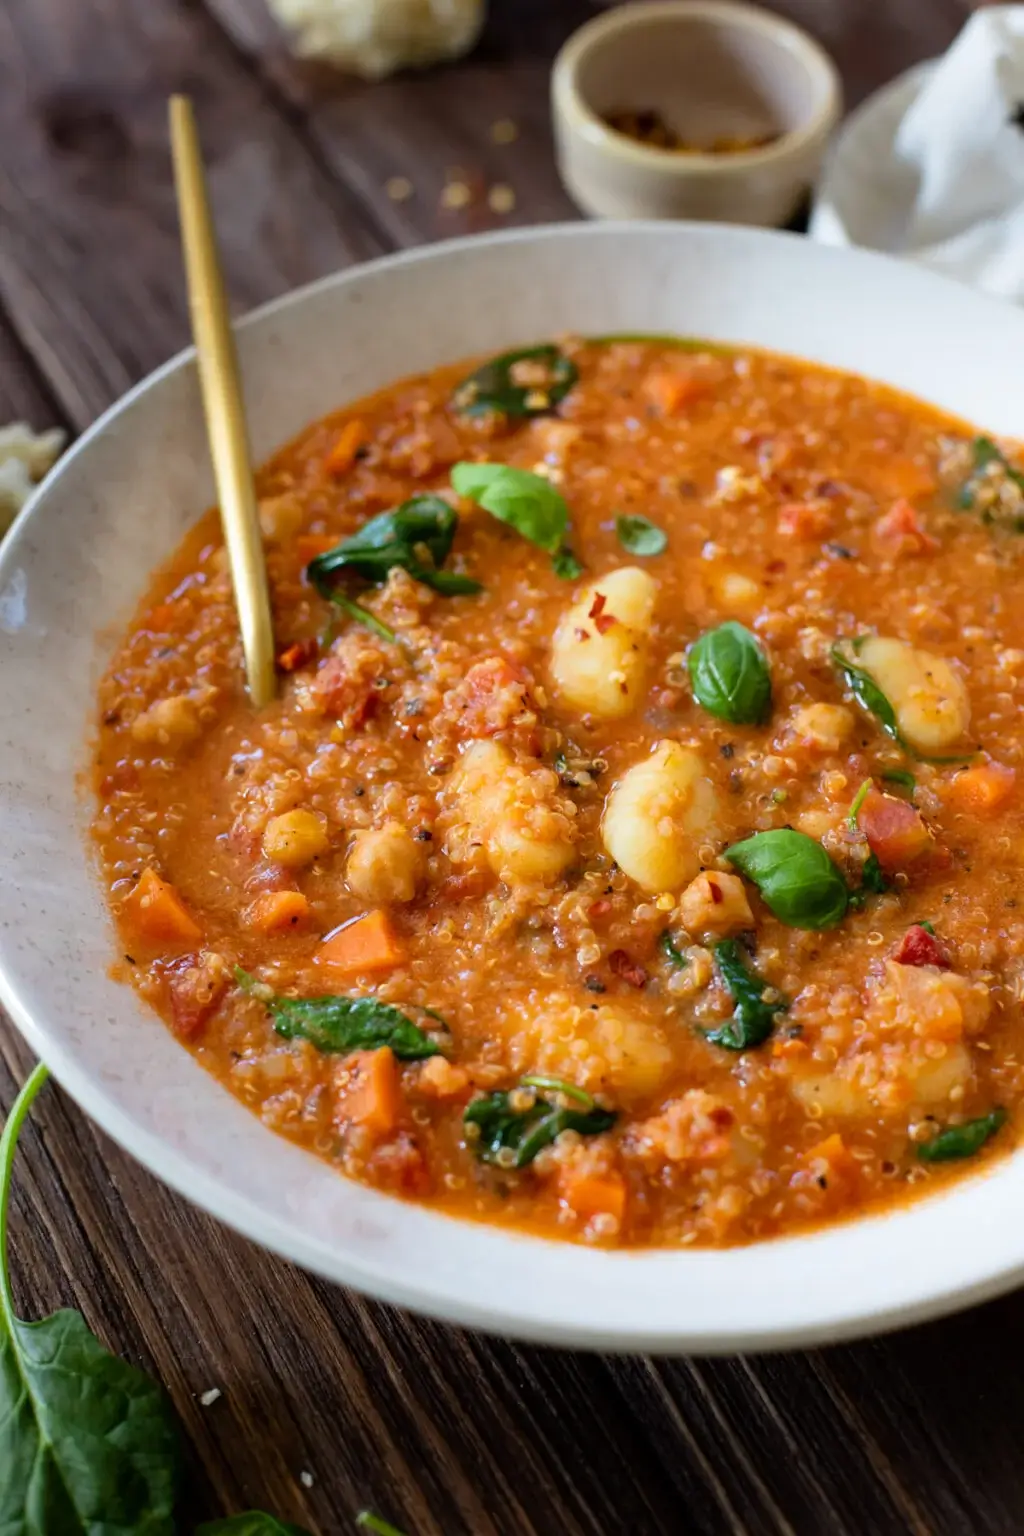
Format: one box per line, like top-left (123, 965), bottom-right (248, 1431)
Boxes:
top-left (453, 344), bottom-right (578, 418)
top-left (917, 1108), bottom-right (1008, 1163)
top-left (464, 1080), bottom-right (615, 1168)
top-left (552, 546), bottom-right (584, 580)
top-left (307, 494), bottom-right (481, 599)
top-left (725, 829), bottom-right (849, 930)
top-left (659, 929), bottom-right (688, 967)
top-left (956, 435), bottom-right (1024, 523)
top-left (831, 641), bottom-right (901, 744)
top-left (451, 462), bottom-right (569, 555)
top-left (616, 514), bottom-right (668, 557)
top-left (688, 621), bottom-right (772, 726)
top-left (235, 967), bottom-right (443, 1060)
top-left (705, 940), bottom-right (785, 1051)
top-left (0, 1064), bottom-right (181, 1534)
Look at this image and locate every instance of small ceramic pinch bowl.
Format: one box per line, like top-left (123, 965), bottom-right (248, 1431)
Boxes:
top-left (552, 0), bottom-right (842, 226)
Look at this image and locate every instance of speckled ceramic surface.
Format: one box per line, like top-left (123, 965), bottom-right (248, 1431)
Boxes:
top-left (3, 223), bottom-right (1024, 1352)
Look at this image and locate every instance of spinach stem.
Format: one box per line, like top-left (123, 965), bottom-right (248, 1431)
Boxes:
top-left (0, 1061), bottom-right (49, 1316)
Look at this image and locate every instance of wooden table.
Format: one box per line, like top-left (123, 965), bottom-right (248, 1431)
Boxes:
top-left (2, 2), bottom-right (1018, 1530)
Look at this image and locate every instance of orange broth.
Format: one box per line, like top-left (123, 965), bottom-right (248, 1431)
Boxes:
top-left (92, 336), bottom-right (1024, 1247)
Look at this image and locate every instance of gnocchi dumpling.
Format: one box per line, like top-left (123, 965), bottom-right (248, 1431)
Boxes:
top-left (514, 996), bottom-right (674, 1101)
top-left (602, 741), bottom-right (723, 892)
top-left (550, 566), bottom-right (657, 719)
top-left (444, 739), bottom-right (576, 886)
top-left (853, 636), bottom-right (970, 754)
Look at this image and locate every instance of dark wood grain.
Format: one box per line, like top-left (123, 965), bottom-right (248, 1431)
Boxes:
top-left (4, 1), bottom-right (1019, 1531)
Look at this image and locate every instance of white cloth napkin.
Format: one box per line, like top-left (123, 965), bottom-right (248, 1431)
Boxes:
top-left (811, 6), bottom-right (1024, 301)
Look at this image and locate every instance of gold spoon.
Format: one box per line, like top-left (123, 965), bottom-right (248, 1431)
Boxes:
top-left (169, 94), bottom-right (276, 709)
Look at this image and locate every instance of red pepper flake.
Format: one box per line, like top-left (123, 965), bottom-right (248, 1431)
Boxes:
top-left (593, 612), bottom-right (618, 635)
top-left (608, 949), bottom-right (648, 989)
top-left (574, 627), bottom-right (591, 642)
top-left (589, 592), bottom-right (607, 620)
top-left (894, 925), bottom-right (951, 970)
top-left (276, 638), bottom-right (318, 673)
top-left (589, 898), bottom-right (613, 920)
top-left (708, 877), bottom-right (724, 905)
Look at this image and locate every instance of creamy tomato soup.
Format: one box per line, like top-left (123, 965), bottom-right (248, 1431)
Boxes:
top-left (92, 337), bottom-right (1024, 1247)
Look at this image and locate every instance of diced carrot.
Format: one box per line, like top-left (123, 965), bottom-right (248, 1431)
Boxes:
top-left (872, 498), bottom-right (939, 558)
top-left (324, 419), bottom-right (370, 476)
top-left (123, 868), bottom-right (202, 948)
top-left (314, 909), bottom-right (405, 976)
top-left (806, 1133), bottom-right (858, 1183)
top-left (857, 786), bottom-right (932, 869)
top-left (559, 1168), bottom-right (627, 1225)
top-left (276, 638), bottom-right (318, 673)
top-left (778, 502), bottom-right (833, 540)
top-left (244, 890), bottom-right (310, 934)
top-left (296, 533), bottom-right (338, 565)
top-left (340, 1047), bottom-right (402, 1138)
top-left (880, 459), bottom-right (938, 500)
top-left (772, 1036), bottom-right (809, 1060)
top-left (643, 370), bottom-right (703, 415)
top-left (947, 762), bottom-right (1016, 814)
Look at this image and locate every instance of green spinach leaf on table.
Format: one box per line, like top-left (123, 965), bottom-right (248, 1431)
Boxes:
top-left (0, 1063), bottom-right (180, 1535)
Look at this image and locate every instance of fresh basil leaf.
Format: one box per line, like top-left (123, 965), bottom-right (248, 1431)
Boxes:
top-left (236, 968), bottom-right (442, 1060)
top-left (659, 930), bottom-right (688, 967)
top-left (831, 642), bottom-right (901, 743)
top-left (453, 345), bottom-right (577, 418)
top-left (327, 591), bottom-right (397, 645)
top-left (917, 1108), bottom-right (1007, 1163)
top-left (615, 514), bottom-right (667, 557)
top-left (0, 1064), bottom-right (180, 1534)
top-left (688, 621), bottom-right (772, 726)
top-left (552, 546), bottom-right (584, 580)
top-left (197, 1517), bottom-right (311, 1535)
top-left (705, 939), bottom-right (784, 1050)
top-left (957, 436), bottom-right (1024, 511)
top-left (451, 462), bottom-right (569, 554)
top-left (464, 1084), bottom-right (615, 1168)
top-left (308, 495), bottom-right (481, 600)
top-left (725, 829), bottom-right (849, 929)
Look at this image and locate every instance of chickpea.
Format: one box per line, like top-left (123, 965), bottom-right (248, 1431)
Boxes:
top-left (550, 566), bottom-right (657, 719)
top-left (677, 871), bottom-right (753, 939)
top-left (853, 636), bottom-right (970, 753)
top-left (791, 702), bottom-right (855, 753)
top-left (445, 739), bottom-right (575, 885)
top-left (262, 808), bottom-right (330, 868)
top-left (602, 741), bottom-right (722, 892)
top-left (346, 822), bottom-right (424, 904)
top-left (130, 686), bottom-right (218, 750)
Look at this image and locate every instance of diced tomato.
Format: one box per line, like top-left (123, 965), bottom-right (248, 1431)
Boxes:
top-left (857, 786), bottom-right (932, 869)
top-left (165, 953), bottom-right (227, 1039)
top-left (947, 761), bottom-right (1016, 814)
top-left (894, 925), bottom-right (951, 970)
top-left (778, 502), bottom-right (833, 540)
top-left (608, 949), bottom-right (648, 989)
top-left (872, 498), bottom-right (939, 558)
top-left (432, 871), bottom-right (491, 905)
top-left (434, 656), bottom-right (539, 752)
top-left (276, 638), bottom-right (318, 673)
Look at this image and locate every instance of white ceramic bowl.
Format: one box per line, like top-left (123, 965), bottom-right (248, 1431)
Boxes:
top-left (3, 223), bottom-right (1024, 1354)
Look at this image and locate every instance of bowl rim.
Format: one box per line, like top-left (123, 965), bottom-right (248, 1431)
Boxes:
top-left (551, 0), bottom-right (843, 176)
top-left (6, 219), bottom-right (1024, 1355)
